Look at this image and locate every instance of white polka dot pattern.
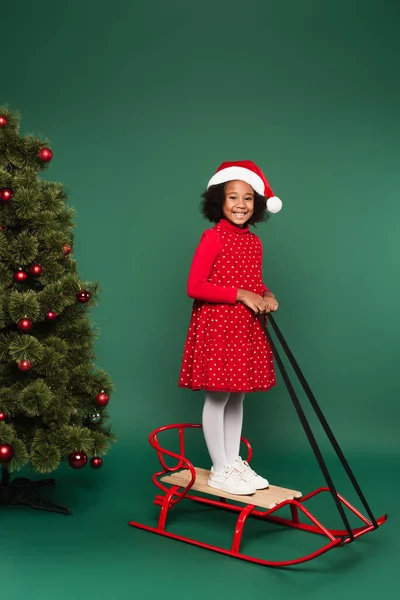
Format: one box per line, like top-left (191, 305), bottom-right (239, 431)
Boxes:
top-left (179, 220), bottom-right (276, 393)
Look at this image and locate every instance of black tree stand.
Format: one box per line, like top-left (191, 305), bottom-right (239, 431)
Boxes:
top-left (0, 467), bottom-right (72, 515)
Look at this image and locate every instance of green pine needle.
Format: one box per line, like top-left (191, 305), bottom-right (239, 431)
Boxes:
top-left (8, 438), bottom-right (29, 472)
top-left (92, 429), bottom-right (118, 455)
top-left (18, 379), bottom-right (54, 416)
top-left (0, 232), bottom-right (7, 258)
top-left (54, 425), bottom-right (95, 455)
top-left (9, 289), bottom-right (41, 321)
top-left (8, 333), bottom-right (44, 362)
top-left (0, 421), bottom-right (16, 444)
top-left (0, 383), bottom-right (23, 414)
top-left (8, 231), bottom-right (39, 266)
top-left (30, 441), bottom-right (61, 473)
top-left (12, 187), bottom-right (42, 220)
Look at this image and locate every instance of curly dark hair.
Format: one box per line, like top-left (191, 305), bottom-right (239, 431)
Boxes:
top-left (200, 183), bottom-right (269, 226)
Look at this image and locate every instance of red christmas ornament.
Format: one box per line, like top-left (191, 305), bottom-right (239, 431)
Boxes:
top-left (0, 115), bottom-right (8, 127)
top-left (68, 451), bottom-right (88, 469)
top-left (18, 318), bottom-right (33, 331)
top-left (38, 147), bottom-right (53, 162)
top-left (0, 225), bottom-right (3, 232)
top-left (90, 456), bottom-right (103, 469)
top-left (95, 391), bottom-right (109, 407)
top-left (0, 443), bottom-right (14, 463)
top-left (14, 269), bottom-right (28, 282)
top-left (76, 289), bottom-right (90, 303)
top-left (0, 412), bottom-right (7, 421)
top-left (46, 311), bottom-right (57, 321)
top-left (0, 187), bottom-right (14, 202)
top-left (62, 244), bottom-right (72, 256)
top-left (30, 263), bottom-right (43, 276)
top-left (18, 359), bottom-right (32, 371)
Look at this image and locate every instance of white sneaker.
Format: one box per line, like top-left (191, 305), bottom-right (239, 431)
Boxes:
top-left (208, 465), bottom-right (256, 495)
top-left (233, 456), bottom-right (269, 489)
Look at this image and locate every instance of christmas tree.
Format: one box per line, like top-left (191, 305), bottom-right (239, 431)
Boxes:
top-left (0, 107), bottom-right (116, 514)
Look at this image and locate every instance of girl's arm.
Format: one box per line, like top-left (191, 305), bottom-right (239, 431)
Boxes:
top-left (187, 229), bottom-right (238, 304)
top-left (259, 238), bottom-right (276, 299)
top-left (258, 238), bottom-right (278, 311)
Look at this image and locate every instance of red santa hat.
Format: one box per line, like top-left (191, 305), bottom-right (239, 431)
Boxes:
top-left (207, 160), bottom-right (282, 213)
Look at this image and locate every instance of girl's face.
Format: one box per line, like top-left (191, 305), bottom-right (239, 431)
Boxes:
top-left (222, 180), bottom-right (255, 227)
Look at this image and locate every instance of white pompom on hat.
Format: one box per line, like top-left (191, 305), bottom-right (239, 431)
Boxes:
top-left (207, 160), bottom-right (282, 213)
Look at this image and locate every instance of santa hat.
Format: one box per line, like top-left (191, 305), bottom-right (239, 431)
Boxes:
top-left (207, 160), bottom-right (282, 213)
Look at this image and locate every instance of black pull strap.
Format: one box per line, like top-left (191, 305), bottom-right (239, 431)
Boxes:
top-left (265, 312), bottom-right (378, 530)
top-left (257, 314), bottom-right (354, 541)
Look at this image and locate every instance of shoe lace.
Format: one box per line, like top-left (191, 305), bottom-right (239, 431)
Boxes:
top-left (223, 465), bottom-right (243, 482)
top-left (238, 457), bottom-right (256, 476)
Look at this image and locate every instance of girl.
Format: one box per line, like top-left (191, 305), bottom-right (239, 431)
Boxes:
top-left (179, 160), bottom-right (282, 496)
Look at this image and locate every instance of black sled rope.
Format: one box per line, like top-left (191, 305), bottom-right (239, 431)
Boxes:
top-left (258, 313), bottom-right (379, 540)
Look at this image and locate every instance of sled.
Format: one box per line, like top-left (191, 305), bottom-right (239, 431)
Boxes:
top-left (129, 314), bottom-right (387, 567)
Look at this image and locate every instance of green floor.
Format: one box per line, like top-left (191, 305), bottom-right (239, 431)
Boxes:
top-left (2, 442), bottom-right (397, 600)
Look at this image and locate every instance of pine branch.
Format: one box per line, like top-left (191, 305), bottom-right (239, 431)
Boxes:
top-left (12, 186), bottom-right (42, 221)
top-left (17, 379), bottom-right (54, 417)
top-left (30, 439), bottom-right (61, 473)
top-left (0, 295), bottom-right (5, 329)
top-left (92, 429), bottom-right (117, 455)
top-left (8, 438), bottom-right (29, 471)
top-left (53, 425), bottom-right (95, 455)
top-left (0, 421), bottom-right (15, 444)
top-left (0, 383), bottom-right (24, 414)
top-left (0, 231), bottom-right (7, 258)
top-left (8, 333), bottom-right (44, 362)
top-left (9, 289), bottom-right (41, 321)
top-left (8, 231), bottom-right (39, 266)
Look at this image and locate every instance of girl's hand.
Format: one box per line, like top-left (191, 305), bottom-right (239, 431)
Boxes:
top-left (236, 289), bottom-right (266, 314)
top-left (263, 293), bottom-right (279, 312)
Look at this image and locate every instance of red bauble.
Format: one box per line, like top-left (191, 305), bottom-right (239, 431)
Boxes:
top-left (90, 456), bottom-right (103, 470)
top-left (0, 443), bottom-right (14, 463)
top-left (76, 289), bottom-right (90, 303)
top-left (68, 451), bottom-right (88, 469)
top-left (0, 115), bottom-right (7, 127)
top-left (62, 244), bottom-right (72, 256)
top-left (38, 147), bottom-right (53, 162)
top-left (0, 187), bottom-right (13, 202)
top-left (14, 269), bottom-right (28, 282)
top-left (18, 318), bottom-right (33, 331)
top-left (46, 311), bottom-right (57, 321)
top-left (95, 391), bottom-right (109, 407)
top-left (30, 263), bottom-right (43, 276)
top-left (18, 359), bottom-right (31, 371)
top-left (0, 412), bottom-right (7, 421)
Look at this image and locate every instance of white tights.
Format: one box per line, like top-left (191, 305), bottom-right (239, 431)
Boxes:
top-left (202, 391), bottom-right (245, 473)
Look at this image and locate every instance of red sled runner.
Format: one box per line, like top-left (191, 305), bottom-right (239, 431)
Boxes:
top-left (129, 314), bottom-right (387, 567)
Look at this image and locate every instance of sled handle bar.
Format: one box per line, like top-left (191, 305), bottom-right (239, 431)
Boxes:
top-left (258, 312), bottom-right (379, 541)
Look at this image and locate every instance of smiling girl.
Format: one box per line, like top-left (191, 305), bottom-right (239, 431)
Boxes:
top-left (179, 160), bottom-right (282, 495)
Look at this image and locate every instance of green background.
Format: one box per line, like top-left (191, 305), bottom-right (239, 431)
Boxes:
top-left (1, 0), bottom-right (399, 598)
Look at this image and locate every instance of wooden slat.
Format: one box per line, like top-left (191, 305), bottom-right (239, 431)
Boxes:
top-left (161, 467), bottom-right (302, 510)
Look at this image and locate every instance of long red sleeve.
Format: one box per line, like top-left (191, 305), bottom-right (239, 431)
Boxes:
top-left (259, 238), bottom-right (271, 295)
top-left (187, 229), bottom-right (238, 304)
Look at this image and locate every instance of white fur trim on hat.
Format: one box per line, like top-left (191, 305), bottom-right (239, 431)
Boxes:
top-left (207, 166), bottom-right (264, 196)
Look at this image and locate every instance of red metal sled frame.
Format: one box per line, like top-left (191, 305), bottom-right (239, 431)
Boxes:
top-left (129, 424), bottom-right (387, 568)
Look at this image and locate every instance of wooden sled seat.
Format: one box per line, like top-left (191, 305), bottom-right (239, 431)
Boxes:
top-left (161, 467), bottom-right (302, 509)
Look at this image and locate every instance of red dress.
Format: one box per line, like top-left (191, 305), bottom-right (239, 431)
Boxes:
top-left (179, 218), bottom-right (276, 393)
